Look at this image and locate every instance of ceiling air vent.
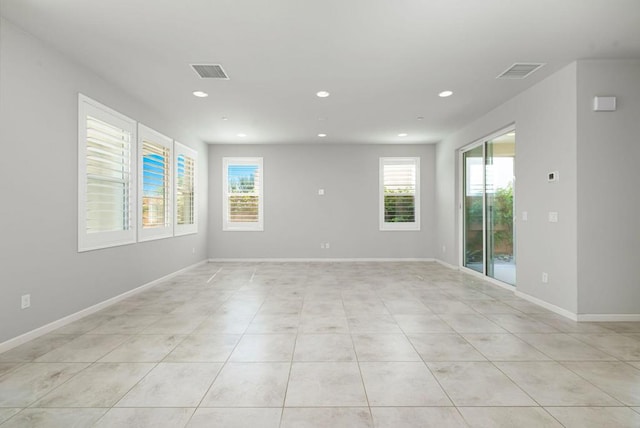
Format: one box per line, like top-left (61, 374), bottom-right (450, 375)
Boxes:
top-left (497, 63), bottom-right (545, 79)
top-left (191, 64), bottom-right (229, 79)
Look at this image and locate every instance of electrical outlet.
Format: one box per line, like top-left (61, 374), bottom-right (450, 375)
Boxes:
top-left (522, 211), bottom-right (528, 221)
top-left (320, 243), bottom-right (325, 249)
top-left (21, 294), bottom-right (30, 309)
top-left (548, 212), bottom-right (558, 223)
top-left (542, 272), bottom-right (549, 283)
top-left (325, 242), bottom-right (330, 249)
top-left (442, 245), bottom-right (446, 253)
top-left (192, 247), bottom-right (195, 254)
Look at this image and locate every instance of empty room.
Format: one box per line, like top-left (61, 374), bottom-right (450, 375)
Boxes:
top-left (1, 1), bottom-right (640, 427)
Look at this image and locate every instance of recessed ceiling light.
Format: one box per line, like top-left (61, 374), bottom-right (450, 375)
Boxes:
top-left (417, 116), bottom-right (425, 121)
top-left (398, 133), bottom-right (408, 137)
top-left (318, 117), bottom-right (327, 121)
top-left (318, 133), bottom-right (327, 137)
top-left (193, 91), bottom-right (208, 98)
top-left (316, 91), bottom-right (330, 98)
top-left (438, 90), bottom-right (453, 98)
top-left (237, 133), bottom-right (247, 137)
top-left (221, 116), bottom-right (228, 121)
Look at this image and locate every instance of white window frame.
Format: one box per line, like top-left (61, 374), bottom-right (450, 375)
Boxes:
top-left (379, 157), bottom-right (421, 231)
top-left (138, 124), bottom-right (173, 242)
top-left (174, 142), bottom-right (198, 236)
top-left (222, 157), bottom-right (264, 232)
top-left (78, 94), bottom-right (137, 252)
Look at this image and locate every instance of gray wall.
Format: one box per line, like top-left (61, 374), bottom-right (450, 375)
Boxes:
top-left (436, 63), bottom-right (579, 313)
top-left (576, 60), bottom-right (640, 315)
top-left (0, 18), bottom-right (208, 343)
top-left (208, 144), bottom-right (435, 259)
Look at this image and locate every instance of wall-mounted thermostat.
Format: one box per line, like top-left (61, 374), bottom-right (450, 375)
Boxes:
top-left (548, 171), bottom-right (559, 182)
top-left (593, 96), bottom-right (616, 111)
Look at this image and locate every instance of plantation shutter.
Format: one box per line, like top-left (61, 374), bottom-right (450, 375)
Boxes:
top-left (141, 140), bottom-right (170, 229)
top-left (85, 115), bottom-right (132, 233)
top-left (176, 154), bottom-right (195, 225)
top-left (383, 160), bottom-right (416, 223)
top-left (228, 164), bottom-right (260, 223)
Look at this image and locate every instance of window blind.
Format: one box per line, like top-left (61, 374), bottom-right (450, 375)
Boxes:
top-left (228, 164), bottom-right (260, 223)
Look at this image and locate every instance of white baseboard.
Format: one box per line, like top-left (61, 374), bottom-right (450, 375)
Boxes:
top-left (434, 259), bottom-right (459, 270)
top-left (0, 260), bottom-right (208, 354)
top-left (514, 290), bottom-right (578, 321)
top-left (208, 258), bottom-right (435, 263)
top-left (576, 313), bottom-right (640, 322)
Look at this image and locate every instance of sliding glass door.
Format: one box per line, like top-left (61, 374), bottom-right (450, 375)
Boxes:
top-left (461, 129), bottom-right (516, 285)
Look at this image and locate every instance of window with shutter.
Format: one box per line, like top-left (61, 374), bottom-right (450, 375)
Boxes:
top-left (174, 142), bottom-right (197, 236)
top-left (223, 157), bottom-right (263, 231)
top-left (138, 124), bottom-right (172, 241)
top-left (380, 157), bottom-right (420, 231)
top-left (78, 94), bottom-right (137, 251)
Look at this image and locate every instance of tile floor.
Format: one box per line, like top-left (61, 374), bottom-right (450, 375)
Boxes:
top-left (1, 262), bottom-right (640, 427)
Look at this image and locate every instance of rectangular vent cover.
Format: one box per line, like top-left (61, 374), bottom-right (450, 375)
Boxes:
top-left (191, 64), bottom-right (229, 79)
top-left (497, 63), bottom-right (545, 79)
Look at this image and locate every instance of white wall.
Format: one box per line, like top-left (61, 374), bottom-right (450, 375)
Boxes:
top-left (0, 18), bottom-right (208, 343)
top-left (576, 60), bottom-right (640, 315)
top-left (436, 63), bottom-right (579, 313)
top-left (209, 144), bottom-right (435, 259)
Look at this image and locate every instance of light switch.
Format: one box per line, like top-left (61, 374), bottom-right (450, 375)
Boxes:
top-left (522, 211), bottom-right (528, 221)
top-left (548, 212), bottom-right (558, 223)
top-left (318, 189), bottom-right (325, 196)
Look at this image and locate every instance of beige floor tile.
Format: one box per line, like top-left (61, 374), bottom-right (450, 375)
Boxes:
top-left (98, 334), bottom-right (185, 362)
top-left (192, 314), bottom-right (252, 334)
top-left (393, 314), bottom-right (455, 333)
top-left (496, 361), bottom-right (620, 406)
top-left (293, 334), bottom-right (356, 362)
top-left (347, 315), bottom-right (402, 333)
top-left (164, 334), bottom-right (240, 362)
top-left (462, 333), bottom-right (551, 361)
top-left (428, 362), bottom-right (535, 406)
top-left (458, 407), bottom-right (561, 427)
top-left (360, 362), bottom-right (451, 406)
top-left (95, 408), bottom-right (195, 428)
top-left (382, 299), bottom-right (431, 314)
top-left (245, 314), bottom-right (300, 334)
top-left (34, 334), bottom-right (130, 362)
top-left (201, 362), bottom-right (290, 407)
top-left (88, 314), bottom-right (161, 334)
top-left (439, 313), bottom-right (507, 334)
top-left (466, 300), bottom-right (524, 315)
top-left (562, 361), bottom-right (640, 405)
top-left (299, 315), bottom-right (350, 333)
top-left (229, 334), bottom-right (296, 362)
top-left (187, 408), bottom-right (281, 428)
top-left (281, 407), bottom-right (372, 428)
top-left (117, 362), bottom-right (222, 407)
top-left (352, 334), bottom-right (421, 361)
top-left (285, 362), bottom-right (367, 407)
top-left (141, 315), bottom-right (207, 334)
top-left (34, 362), bottom-right (154, 407)
top-left (0, 362), bottom-right (22, 377)
top-left (545, 406), bottom-right (640, 428)
top-left (424, 300), bottom-right (477, 314)
top-left (594, 322), bottom-right (640, 333)
top-left (485, 313), bottom-right (560, 333)
top-left (516, 333), bottom-right (616, 361)
top-left (0, 335), bottom-right (77, 363)
top-left (370, 407), bottom-right (466, 428)
top-left (570, 333), bottom-right (640, 360)
top-left (0, 409), bottom-right (21, 424)
top-left (0, 362), bottom-right (88, 407)
top-left (408, 333), bottom-right (486, 361)
top-left (0, 408), bottom-right (106, 428)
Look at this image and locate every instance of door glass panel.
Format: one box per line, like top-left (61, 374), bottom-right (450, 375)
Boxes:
top-left (486, 133), bottom-right (516, 285)
top-left (463, 145), bottom-right (484, 273)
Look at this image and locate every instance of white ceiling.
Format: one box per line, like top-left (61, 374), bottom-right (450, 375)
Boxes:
top-left (2, 0), bottom-right (640, 145)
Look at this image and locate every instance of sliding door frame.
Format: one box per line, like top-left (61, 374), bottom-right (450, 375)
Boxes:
top-left (458, 124), bottom-right (515, 287)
